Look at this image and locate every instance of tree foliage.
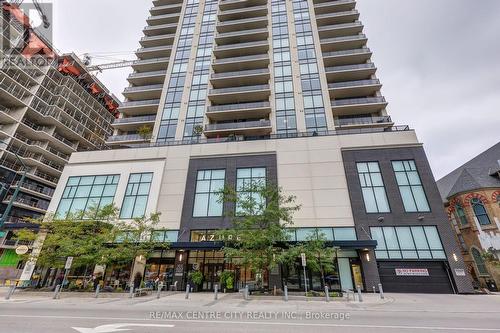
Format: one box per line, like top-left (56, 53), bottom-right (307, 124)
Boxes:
top-left (15, 205), bottom-right (167, 270)
top-left (217, 182), bottom-right (301, 287)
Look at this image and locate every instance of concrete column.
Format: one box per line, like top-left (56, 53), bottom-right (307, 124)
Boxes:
top-left (359, 249), bottom-right (380, 290)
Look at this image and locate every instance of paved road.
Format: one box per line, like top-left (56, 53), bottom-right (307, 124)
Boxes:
top-left (1, 290), bottom-right (499, 333)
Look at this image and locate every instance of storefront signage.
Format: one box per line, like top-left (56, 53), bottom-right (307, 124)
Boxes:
top-left (193, 232), bottom-right (240, 242)
top-left (174, 263), bottom-right (184, 277)
top-left (395, 268), bottom-right (429, 276)
top-left (454, 268), bottom-right (466, 276)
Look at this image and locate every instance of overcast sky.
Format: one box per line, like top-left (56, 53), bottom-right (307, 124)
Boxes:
top-left (47, 0), bottom-right (500, 179)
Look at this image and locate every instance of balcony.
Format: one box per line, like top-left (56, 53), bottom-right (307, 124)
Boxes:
top-left (210, 68), bottom-right (270, 88)
top-left (204, 119), bottom-right (272, 137)
top-left (119, 99), bottom-right (160, 116)
top-left (315, 10), bottom-right (360, 26)
top-left (335, 115), bottom-right (394, 129)
top-left (314, 0), bottom-right (356, 15)
top-left (325, 63), bottom-right (376, 81)
top-left (150, 3), bottom-right (182, 16)
top-left (320, 34), bottom-right (367, 52)
top-left (212, 53), bottom-right (269, 72)
top-left (217, 16), bottom-right (268, 33)
top-left (0, 238), bottom-right (34, 250)
top-left (322, 47), bottom-right (372, 66)
top-left (10, 181), bottom-right (55, 199)
top-left (206, 101), bottom-right (271, 121)
top-left (3, 195), bottom-right (49, 213)
top-left (215, 27), bottom-right (268, 45)
top-left (123, 84), bottom-right (163, 100)
top-left (317, 21), bottom-right (363, 39)
top-left (127, 70), bottom-right (167, 85)
top-left (143, 22), bottom-right (178, 36)
top-left (218, 5), bottom-right (268, 22)
top-left (328, 79), bottom-right (382, 99)
top-left (219, 0), bottom-right (268, 11)
top-left (0, 105), bottom-right (17, 125)
top-left (208, 84), bottom-right (271, 104)
top-left (131, 57), bottom-right (169, 72)
top-left (136, 45), bottom-right (173, 60)
top-left (0, 75), bottom-right (31, 107)
top-left (112, 115), bottom-right (157, 131)
top-left (214, 40), bottom-right (269, 58)
top-left (106, 134), bottom-right (151, 145)
top-left (331, 96), bottom-right (388, 115)
top-left (139, 33), bottom-right (175, 47)
top-left (146, 12), bottom-right (180, 26)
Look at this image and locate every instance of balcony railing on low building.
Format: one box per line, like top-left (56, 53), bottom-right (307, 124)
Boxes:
top-left (331, 96), bottom-right (387, 107)
top-left (335, 116), bottom-right (392, 127)
top-left (205, 119), bottom-right (271, 131)
top-left (207, 101), bottom-right (271, 113)
top-left (113, 115), bottom-right (157, 124)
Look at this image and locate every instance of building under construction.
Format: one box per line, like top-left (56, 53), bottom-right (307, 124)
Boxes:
top-left (0, 2), bottom-right (119, 281)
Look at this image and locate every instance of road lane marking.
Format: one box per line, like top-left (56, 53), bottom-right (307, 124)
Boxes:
top-left (0, 314), bottom-right (499, 331)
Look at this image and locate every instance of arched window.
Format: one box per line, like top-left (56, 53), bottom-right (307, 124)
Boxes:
top-left (471, 198), bottom-right (491, 225)
top-left (454, 204), bottom-right (468, 226)
top-left (471, 248), bottom-right (489, 276)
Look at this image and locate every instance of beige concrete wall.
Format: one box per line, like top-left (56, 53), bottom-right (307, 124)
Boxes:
top-left (50, 130), bottom-right (420, 230)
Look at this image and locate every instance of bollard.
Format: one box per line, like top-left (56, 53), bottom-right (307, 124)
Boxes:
top-left (214, 284), bottom-right (218, 300)
top-left (95, 285), bottom-right (101, 299)
top-left (5, 285), bottom-right (16, 300)
top-left (325, 286), bottom-right (330, 303)
top-left (284, 285), bottom-right (288, 302)
top-left (129, 286), bottom-right (134, 299)
top-left (53, 284), bottom-right (61, 299)
top-left (356, 285), bottom-right (363, 302)
top-left (157, 283), bottom-right (163, 299)
top-left (273, 285), bottom-right (276, 297)
top-left (185, 284), bottom-right (190, 299)
top-left (378, 283), bottom-right (384, 300)
top-left (373, 286), bottom-right (376, 293)
top-left (344, 289), bottom-right (350, 302)
top-left (244, 285), bottom-right (249, 300)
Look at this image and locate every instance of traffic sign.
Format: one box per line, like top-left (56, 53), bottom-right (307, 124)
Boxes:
top-left (65, 257), bottom-right (74, 269)
top-left (301, 253), bottom-right (306, 267)
top-left (15, 245), bottom-right (29, 255)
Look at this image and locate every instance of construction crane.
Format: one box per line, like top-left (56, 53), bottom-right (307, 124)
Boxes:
top-left (82, 53), bottom-right (135, 73)
top-left (6, 0), bottom-right (50, 28)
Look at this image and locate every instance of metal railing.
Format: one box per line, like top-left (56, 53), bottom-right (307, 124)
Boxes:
top-left (325, 63), bottom-right (375, 72)
top-left (331, 96), bottom-right (387, 107)
top-left (32, 170), bottom-right (59, 184)
top-left (113, 115), bottom-right (157, 124)
top-left (11, 181), bottom-right (55, 197)
top-left (211, 68), bottom-right (269, 79)
top-left (205, 120), bottom-right (271, 131)
top-left (209, 84), bottom-right (269, 95)
top-left (3, 195), bottom-right (49, 211)
top-left (329, 79), bottom-right (380, 89)
top-left (335, 116), bottom-right (392, 127)
top-left (107, 134), bottom-right (150, 142)
top-left (0, 239), bottom-right (34, 248)
top-left (207, 101), bottom-right (271, 112)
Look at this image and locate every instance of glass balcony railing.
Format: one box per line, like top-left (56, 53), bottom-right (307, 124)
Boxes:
top-left (107, 134), bottom-right (150, 142)
top-left (133, 57), bottom-right (169, 66)
top-left (325, 63), bottom-right (376, 72)
top-left (322, 47), bottom-right (371, 58)
top-left (318, 21), bottom-right (363, 31)
top-left (335, 116), bottom-right (392, 127)
top-left (331, 96), bottom-right (387, 107)
top-left (207, 101), bottom-right (271, 113)
top-left (328, 79), bottom-right (381, 89)
top-left (216, 27), bottom-right (268, 39)
top-left (113, 115), bottom-right (157, 124)
top-left (128, 70), bottom-right (167, 79)
top-left (120, 99), bottom-right (161, 108)
top-left (211, 68), bottom-right (269, 79)
top-left (320, 34), bottom-right (367, 44)
top-left (316, 9), bottom-right (359, 19)
top-left (4, 195), bottom-right (49, 211)
top-left (12, 181), bottom-right (55, 197)
top-left (215, 40), bottom-right (268, 51)
top-left (137, 45), bottom-right (173, 53)
top-left (205, 120), bottom-right (271, 131)
top-left (123, 84), bottom-right (164, 93)
top-left (209, 84), bottom-right (270, 95)
top-left (213, 54), bottom-right (268, 65)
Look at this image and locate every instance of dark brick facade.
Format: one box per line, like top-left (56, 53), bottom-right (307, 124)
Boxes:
top-left (178, 153), bottom-right (277, 242)
top-left (342, 146), bottom-right (474, 293)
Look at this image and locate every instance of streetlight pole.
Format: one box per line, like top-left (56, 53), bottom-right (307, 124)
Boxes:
top-left (0, 140), bottom-right (28, 228)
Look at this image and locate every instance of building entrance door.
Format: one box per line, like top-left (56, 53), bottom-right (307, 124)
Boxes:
top-left (203, 263), bottom-right (223, 291)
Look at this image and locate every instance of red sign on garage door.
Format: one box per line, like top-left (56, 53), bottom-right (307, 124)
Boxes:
top-left (395, 268), bottom-right (430, 276)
